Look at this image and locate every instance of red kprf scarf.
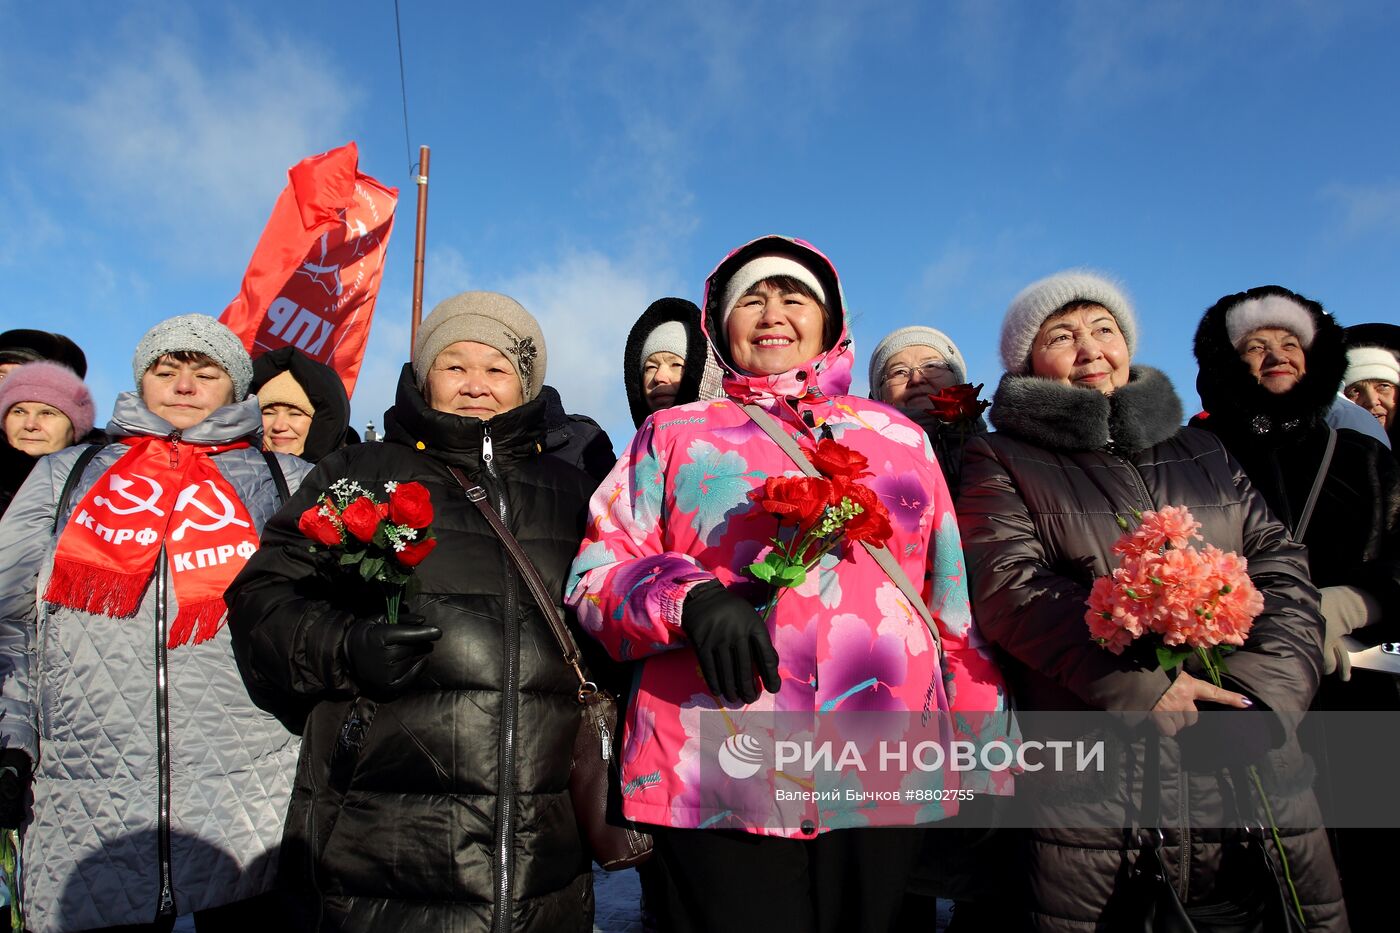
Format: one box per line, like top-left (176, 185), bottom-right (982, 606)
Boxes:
top-left (44, 435), bottom-right (259, 648)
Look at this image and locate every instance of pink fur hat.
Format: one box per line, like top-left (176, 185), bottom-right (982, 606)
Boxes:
top-left (0, 361), bottom-right (96, 441)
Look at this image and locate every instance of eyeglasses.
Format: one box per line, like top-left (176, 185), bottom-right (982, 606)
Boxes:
top-left (881, 360), bottom-right (952, 386)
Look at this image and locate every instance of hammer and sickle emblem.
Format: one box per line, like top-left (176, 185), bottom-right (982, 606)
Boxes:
top-left (93, 474), bottom-right (165, 517)
top-left (169, 481), bottom-right (251, 542)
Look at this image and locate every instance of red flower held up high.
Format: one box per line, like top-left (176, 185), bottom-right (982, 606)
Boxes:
top-left (925, 383), bottom-right (989, 423)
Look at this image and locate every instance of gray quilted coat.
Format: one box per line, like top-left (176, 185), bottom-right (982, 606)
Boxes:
top-left (0, 394), bottom-right (309, 932)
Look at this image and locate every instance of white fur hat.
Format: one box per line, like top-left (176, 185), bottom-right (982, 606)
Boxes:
top-left (1344, 346), bottom-right (1400, 387)
top-left (1224, 294), bottom-right (1317, 349)
top-left (999, 270), bottom-right (1138, 373)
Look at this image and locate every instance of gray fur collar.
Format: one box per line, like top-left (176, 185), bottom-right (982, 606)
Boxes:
top-left (989, 366), bottom-right (1184, 453)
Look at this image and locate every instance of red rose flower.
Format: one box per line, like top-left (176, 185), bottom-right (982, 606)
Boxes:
top-left (298, 502), bottom-right (343, 546)
top-left (809, 438), bottom-right (871, 481)
top-left (395, 536), bottom-right (438, 567)
top-left (839, 482), bottom-right (894, 547)
top-left (926, 383), bottom-right (989, 423)
top-left (751, 476), bottom-right (834, 532)
top-left (389, 481), bottom-right (434, 529)
top-left (340, 495), bottom-right (383, 543)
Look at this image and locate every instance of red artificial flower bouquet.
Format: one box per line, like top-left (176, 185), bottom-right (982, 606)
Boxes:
top-left (747, 439), bottom-right (893, 616)
top-left (298, 478), bottom-right (438, 623)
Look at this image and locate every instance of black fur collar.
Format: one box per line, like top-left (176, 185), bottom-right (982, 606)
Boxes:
top-left (989, 366), bottom-right (1184, 453)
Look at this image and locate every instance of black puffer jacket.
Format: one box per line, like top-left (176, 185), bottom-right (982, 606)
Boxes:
top-left (959, 367), bottom-right (1345, 931)
top-left (538, 384), bottom-right (616, 484)
top-left (1193, 286), bottom-right (1400, 629)
top-left (227, 364), bottom-right (598, 933)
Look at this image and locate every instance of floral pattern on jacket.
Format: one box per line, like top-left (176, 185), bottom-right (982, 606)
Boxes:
top-left (567, 235), bottom-right (1011, 837)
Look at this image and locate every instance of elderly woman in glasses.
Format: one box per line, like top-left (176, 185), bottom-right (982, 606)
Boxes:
top-left (869, 326), bottom-right (987, 491)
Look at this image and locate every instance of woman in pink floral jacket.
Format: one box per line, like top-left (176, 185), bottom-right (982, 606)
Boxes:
top-left (567, 236), bottom-right (1010, 932)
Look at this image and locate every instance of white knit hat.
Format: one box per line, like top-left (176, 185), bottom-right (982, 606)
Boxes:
top-left (1344, 346), bottom-right (1400, 388)
top-left (639, 321), bottom-right (688, 370)
top-left (720, 255), bottom-right (827, 329)
top-left (867, 326), bottom-right (968, 398)
top-left (1000, 270), bottom-right (1138, 373)
top-left (1224, 294), bottom-right (1318, 349)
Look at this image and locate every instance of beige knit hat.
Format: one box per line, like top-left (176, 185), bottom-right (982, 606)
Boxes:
top-left (411, 291), bottom-right (547, 402)
top-left (256, 370), bottom-right (315, 416)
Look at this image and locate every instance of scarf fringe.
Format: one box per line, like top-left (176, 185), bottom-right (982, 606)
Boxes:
top-left (43, 559), bottom-right (148, 618)
top-left (168, 600), bottom-right (227, 649)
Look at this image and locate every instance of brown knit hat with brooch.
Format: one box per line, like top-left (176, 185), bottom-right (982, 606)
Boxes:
top-left (411, 291), bottom-right (547, 402)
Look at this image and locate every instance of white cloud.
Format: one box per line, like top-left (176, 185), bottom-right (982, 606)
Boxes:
top-left (1320, 181), bottom-right (1400, 238)
top-left (47, 26), bottom-right (356, 274)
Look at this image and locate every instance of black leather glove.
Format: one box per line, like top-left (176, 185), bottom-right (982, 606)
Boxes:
top-left (344, 613), bottom-right (442, 700)
top-left (680, 580), bottom-right (781, 704)
top-left (0, 748), bottom-right (32, 830)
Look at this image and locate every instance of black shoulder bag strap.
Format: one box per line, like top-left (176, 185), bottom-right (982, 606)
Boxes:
top-left (443, 464), bottom-right (595, 696)
top-left (260, 449), bottom-right (290, 505)
top-left (53, 443), bottom-right (107, 534)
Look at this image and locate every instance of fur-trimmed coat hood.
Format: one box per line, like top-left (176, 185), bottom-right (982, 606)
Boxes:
top-left (623, 297), bottom-right (712, 429)
top-left (1192, 285), bottom-right (1347, 445)
top-left (989, 366), bottom-right (1184, 454)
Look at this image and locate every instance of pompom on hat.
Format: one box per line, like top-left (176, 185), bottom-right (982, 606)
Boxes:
top-left (412, 291), bottom-right (547, 403)
top-left (132, 314), bottom-right (254, 401)
top-left (0, 360), bottom-right (95, 440)
top-left (868, 326), bottom-right (968, 398)
top-left (999, 270), bottom-right (1138, 373)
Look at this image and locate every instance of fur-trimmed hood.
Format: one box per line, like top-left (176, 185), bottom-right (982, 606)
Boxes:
top-left (988, 366), bottom-right (1184, 454)
top-left (1193, 285), bottom-right (1347, 446)
top-left (623, 297), bottom-right (711, 428)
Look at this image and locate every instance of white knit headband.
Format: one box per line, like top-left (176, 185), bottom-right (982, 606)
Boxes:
top-left (720, 256), bottom-right (827, 329)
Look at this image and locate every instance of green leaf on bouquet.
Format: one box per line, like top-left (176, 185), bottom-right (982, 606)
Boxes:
top-left (340, 550), bottom-right (365, 565)
top-left (359, 556), bottom-right (386, 582)
top-left (749, 560), bottom-right (777, 583)
top-left (1155, 644), bottom-right (1194, 672)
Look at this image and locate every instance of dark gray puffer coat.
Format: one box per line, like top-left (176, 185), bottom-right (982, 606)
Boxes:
top-left (226, 364), bottom-right (599, 933)
top-left (958, 366), bottom-right (1346, 931)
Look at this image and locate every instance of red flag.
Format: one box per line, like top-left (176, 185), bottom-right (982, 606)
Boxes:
top-left (220, 142), bottom-right (397, 397)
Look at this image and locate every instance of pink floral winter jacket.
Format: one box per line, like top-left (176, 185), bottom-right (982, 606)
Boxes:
top-left (567, 237), bottom-right (1011, 837)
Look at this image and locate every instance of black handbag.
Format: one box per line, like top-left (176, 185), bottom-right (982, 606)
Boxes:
top-left (448, 467), bottom-right (653, 870)
top-left (1128, 735), bottom-right (1306, 932)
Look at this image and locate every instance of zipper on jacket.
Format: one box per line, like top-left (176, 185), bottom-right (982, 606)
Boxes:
top-left (154, 547), bottom-right (176, 919)
top-left (166, 430), bottom-right (182, 468)
top-left (483, 425), bottom-right (519, 933)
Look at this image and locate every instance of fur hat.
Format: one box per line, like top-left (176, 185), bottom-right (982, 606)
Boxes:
top-left (720, 255), bottom-right (828, 330)
top-left (256, 370), bottom-right (315, 416)
top-left (1224, 294), bottom-right (1317, 349)
top-left (999, 270), bottom-right (1138, 373)
top-left (412, 291), bottom-right (546, 403)
top-left (1344, 346), bottom-right (1400, 388)
top-left (0, 361), bottom-right (95, 440)
top-left (132, 314), bottom-right (254, 400)
top-left (868, 326), bottom-right (968, 398)
top-left (639, 321), bottom-right (689, 369)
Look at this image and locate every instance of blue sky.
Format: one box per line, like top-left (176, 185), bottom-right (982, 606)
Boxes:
top-left (2, 0), bottom-right (1397, 448)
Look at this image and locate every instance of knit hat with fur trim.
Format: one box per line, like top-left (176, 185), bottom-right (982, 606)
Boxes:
top-left (412, 291), bottom-right (546, 403)
top-left (1224, 294), bottom-right (1317, 349)
top-left (868, 326), bottom-right (968, 398)
top-left (999, 270), bottom-right (1138, 373)
top-left (256, 370), bottom-right (315, 416)
top-left (720, 255), bottom-right (828, 329)
top-left (1344, 346), bottom-right (1400, 388)
top-left (0, 360), bottom-right (95, 440)
top-left (132, 314), bottom-right (254, 400)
